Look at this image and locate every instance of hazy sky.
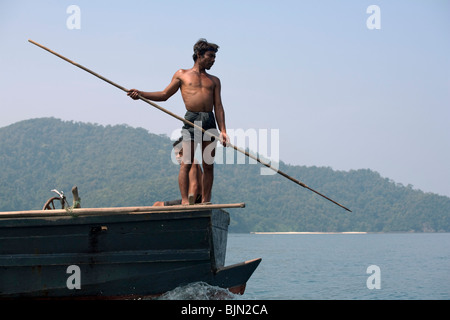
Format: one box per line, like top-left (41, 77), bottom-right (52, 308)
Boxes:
top-left (1, 0), bottom-right (449, 197)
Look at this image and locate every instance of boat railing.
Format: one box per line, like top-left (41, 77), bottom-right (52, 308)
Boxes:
top-left (0, 202), bottom-right (246, 218)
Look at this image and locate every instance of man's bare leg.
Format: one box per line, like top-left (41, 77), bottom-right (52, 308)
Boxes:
top-left (188, 166), bottom-right (199, 205)
top-left (201, 139), bottom-right (216, 203)
top-left (179, 140), bottom-right (196, 205)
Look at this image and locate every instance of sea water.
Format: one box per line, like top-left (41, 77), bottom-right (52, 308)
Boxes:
top-left (160, 233), bottom-right (450, 300)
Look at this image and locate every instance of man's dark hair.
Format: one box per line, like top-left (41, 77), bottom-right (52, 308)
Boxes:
top-left (193, 38), bottom-right (219, 62)
top-left (173, 136), bottom-right (183, 148)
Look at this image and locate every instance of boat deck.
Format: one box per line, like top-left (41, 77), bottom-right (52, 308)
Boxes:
top-left (0, 203), bottom-right (246, 218)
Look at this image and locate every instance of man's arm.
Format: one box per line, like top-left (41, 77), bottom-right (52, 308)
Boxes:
top-left (212, 77), bottom-right (228, 146)
top-left (127, 70), bottom-right (182, 101)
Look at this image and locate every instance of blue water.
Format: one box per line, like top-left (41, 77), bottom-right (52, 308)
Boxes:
top-left (223, 233), bottom-right (450, 300)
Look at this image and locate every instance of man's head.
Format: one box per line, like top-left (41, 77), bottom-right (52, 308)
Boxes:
top-left (193, 38), bottom-right (219, 66)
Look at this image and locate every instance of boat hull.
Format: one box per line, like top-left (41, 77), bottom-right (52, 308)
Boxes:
top-left (0, 205), bottom-right (260, 299)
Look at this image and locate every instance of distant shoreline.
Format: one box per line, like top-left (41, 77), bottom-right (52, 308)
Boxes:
top-left (250, 231), bottom-right (368, 235)
top-left (244, 231), bottom-right (449, 235)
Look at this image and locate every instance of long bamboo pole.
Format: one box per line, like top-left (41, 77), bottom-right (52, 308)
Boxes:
top-left (28, 39), bottom-right (351, 212)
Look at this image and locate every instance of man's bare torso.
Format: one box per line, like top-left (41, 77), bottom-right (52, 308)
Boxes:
top-left (175, 69), bottom-right (218, 113)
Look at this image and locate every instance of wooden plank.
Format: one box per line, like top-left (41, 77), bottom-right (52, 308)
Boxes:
top-left (0, 203), bottom-right (245, 218)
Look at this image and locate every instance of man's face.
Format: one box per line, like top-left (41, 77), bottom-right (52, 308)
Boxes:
top-left (174, 147), bottom-right (183, 165)
top-left (199, 51), bottom-right (216, 70)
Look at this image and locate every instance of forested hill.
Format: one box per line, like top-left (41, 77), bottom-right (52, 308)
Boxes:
top-left (1, 118), bottom-right (449, 233)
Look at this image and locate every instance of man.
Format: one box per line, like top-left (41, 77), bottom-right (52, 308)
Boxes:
top-left (127, 39), bottom-right (228, 205)
top-left (153, 137), bottom-right (203, 206)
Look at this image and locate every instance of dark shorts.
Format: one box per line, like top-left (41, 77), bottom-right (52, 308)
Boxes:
top-left (182, 111), bottom-right (218, 142)
top-left (163, 194), bottom-right (202, 206)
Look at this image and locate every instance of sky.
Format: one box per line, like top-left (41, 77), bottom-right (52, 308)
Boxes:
top-left (1, 0), bottom-right (449, 197)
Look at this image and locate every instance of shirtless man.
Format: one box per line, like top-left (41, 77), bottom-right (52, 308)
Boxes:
top-left (127, 39), bottom-right (228, 205)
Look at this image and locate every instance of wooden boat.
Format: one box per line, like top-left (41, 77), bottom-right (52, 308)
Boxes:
top-left (0, 203), bottom-right (261, 299)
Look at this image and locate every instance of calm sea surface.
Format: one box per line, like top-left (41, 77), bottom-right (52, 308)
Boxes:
top-left (222, 233), bottom-right (450, 300)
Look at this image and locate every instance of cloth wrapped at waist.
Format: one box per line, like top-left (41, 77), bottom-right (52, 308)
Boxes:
top-left (181, 111), bottom-right (218, 142)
